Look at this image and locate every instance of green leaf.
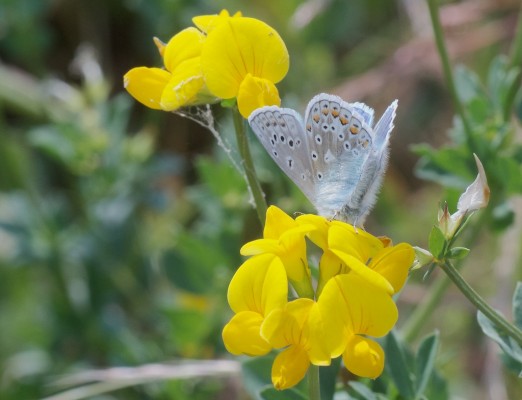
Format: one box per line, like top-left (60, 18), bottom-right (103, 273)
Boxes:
top-left (423, 370), bottom-right (450, 400)
top-left (428, 226), bottom-right (446, 259)
top-left (384, 331), bottom-right (415, 399)
top-left (487, 55), bottom-right (509, 112)
top-left (415, 331), bottom-right (440, 398)
top-left (513, 282), bottom-right (522, 329)
top-left (477, 311), bottom-right (522, 364)
top-left (446, 247), bottom-right (470, 260)
top-left (319, 356), bottom-right (341, 400)
top-left (455, 65), bottom-right (485, 104)
top-left (260, 387), bottom-right (307, 400)
top-left (412, 144), bottom-right (472, 188)
top-left (348, 381), bottom-right (378, 400)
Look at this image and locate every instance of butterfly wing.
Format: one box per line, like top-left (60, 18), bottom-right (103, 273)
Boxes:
top-left (342, 100), bottom-right (398, 225)
top-left (352, 100), bottom-right (398, 223)
top-left (249, 95), bottom-right (398, 227)
top-left (302, 93), bottom-right (374, 219)
top-left (248, 106), bottom-right (316, 203)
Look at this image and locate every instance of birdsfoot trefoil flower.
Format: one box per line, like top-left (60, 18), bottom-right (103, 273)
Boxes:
top-left (124, 10), bottom-right (288, 118)
top-left (223, 206), bottom-right (414, 390)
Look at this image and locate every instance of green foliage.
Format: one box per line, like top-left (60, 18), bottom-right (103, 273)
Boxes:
top-left (428, 225), bottom-right (446, 259)
top-left (413, 55), bottom-right (522, 230)
top-left (477, 282), bottom-right (522, 376)
top-left (1, 0), bottom-right (522, 398)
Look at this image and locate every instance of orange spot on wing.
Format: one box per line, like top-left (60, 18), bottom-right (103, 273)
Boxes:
top-left (350, 126), bottom-right (359, 134)
top-left (313, 114), bottom-right (320, 123)
top-left (340, 117), bottom-right (349, 125)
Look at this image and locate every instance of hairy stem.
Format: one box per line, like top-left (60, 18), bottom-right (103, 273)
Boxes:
top-left (440, 260), bottom-right (522, 346)
top-left (232, 107), bottom-right (267, 224)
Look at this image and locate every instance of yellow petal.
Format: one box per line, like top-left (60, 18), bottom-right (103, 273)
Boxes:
top-left (201, 17), bottom-right (289, 99)
top-left (296, 214), bottom-right (331, 250)
top-left (123, 67), bottom-right (171, 110)
top-left (240, 238), bottom-right (280, 256)
top-left (263, 205), bottom-right (297, 240)
top-left (237, 74), bottom-right (281, 118)
top-left (318, 273), bottom-right (398, 351)
top-left (369, 243), bottom-right (415, 293)
top-left (343, 336), bottom-right (385, 379)
top-left (227, 254), bottom-right (287, 315)
top-left (316, 249), bottom-right (345, 297)
top-left (329, 223), bottom-right (384, 263)
top-left (272, 346), bottom-right (310, 390)
top-left (261, 299), bottom-right (314, 349)
top-left (192, 9), bottom-right (242, 33)
top-left (153, 37), bottom-right (166, 57)
top-left (160, 58), bottom-right (206, 110)
top-left (163, 27), bottom-right (205, 72)
top-left (330, 249), bottom-right (394, 294)
top-left (222, 311), bottom-right (271, 356)
top-left (307, 302), bottom-right (334, 364)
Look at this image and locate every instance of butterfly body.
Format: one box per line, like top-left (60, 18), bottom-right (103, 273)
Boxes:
top-left (248, 93), bottom-right (397, 226)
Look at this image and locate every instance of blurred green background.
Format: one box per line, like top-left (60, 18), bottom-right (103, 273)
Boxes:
top-left (0, 0), bottom-right (521, 399)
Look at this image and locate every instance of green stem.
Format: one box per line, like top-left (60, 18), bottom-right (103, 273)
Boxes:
top-left (508, 5), bottom-right (522, 70)
top-left (402, 208), bottom-right (491, 342)
top-left (440, 260), bottom-right (522, 346)
top-left (502, 7), bottom-right (522, 122)
top-left (308, 365), bottom-right (321, 400)
top-left (232, 107), bottom-right (267, 225)
top-left (427, 0), bottom-right (477, 153)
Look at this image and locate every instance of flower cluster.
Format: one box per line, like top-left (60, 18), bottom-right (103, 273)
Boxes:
top-left (124, 10), bottom-right (289, 118)
top-left (222, 206), bottom-right (414, 390)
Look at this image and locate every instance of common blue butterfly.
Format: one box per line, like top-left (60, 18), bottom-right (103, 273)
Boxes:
top-left (248, 93), bottom-right (397, 226)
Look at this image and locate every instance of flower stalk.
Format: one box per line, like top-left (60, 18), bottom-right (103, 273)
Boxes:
top-left (426, 0), bottom-right (477, 154)
top-left (439, 260), bottom-right (522, 347)
top-left (232, 106), bottom-right (267, 224)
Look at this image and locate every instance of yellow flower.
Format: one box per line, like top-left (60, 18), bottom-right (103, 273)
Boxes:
top-left (317, 273), bottom-right (398, 379)
top-left (223, 207), bottom-right (415, 390)
top-left (124, 27), bottom-right (214, 111)
top-left (124, 9), bottom-right (288, 118)
top-left (222, 254), bottom-right (288, 356)
top-left (297, 214), bottom-right (414, 296)
top-left (260, 271), bottom-right (398, 388)
top-left (201, 16), bottom-right (289, 117)
top-left (261, 299), bottom-right (331, 390)
top-left (193, 9), bottom-right (242, 33)
top-left (240, 206), bottom-right (315, 297)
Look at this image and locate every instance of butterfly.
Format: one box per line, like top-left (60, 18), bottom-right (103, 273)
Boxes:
top-left (248, 93), bottom-right (398, 226)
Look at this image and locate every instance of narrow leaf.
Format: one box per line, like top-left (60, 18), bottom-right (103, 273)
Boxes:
top-left (513, 282), bottom-right (522, 328)
top-left (348, 381), bottom-right (378, 400)
top-left (415, 331), bottom-right (440, 398)
top-left (477, 311), bottom-right (522, 363)
top-left (320, 356), bottom-right (341, 400)
top-left (384, 331), bottom-right (415, 399)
